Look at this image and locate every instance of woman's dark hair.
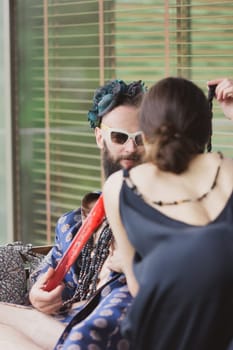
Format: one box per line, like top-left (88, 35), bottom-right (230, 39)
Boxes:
top-left (140, 77), bottom-right (212, 174)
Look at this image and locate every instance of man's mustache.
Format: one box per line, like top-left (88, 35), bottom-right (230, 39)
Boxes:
top-left (120, 154), bottom-right (141, 161)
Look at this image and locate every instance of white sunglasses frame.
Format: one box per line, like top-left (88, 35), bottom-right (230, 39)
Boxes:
top-left (101, 123), bottom-right (144, 146)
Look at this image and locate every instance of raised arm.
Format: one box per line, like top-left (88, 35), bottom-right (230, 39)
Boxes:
top-left (103, 171), bottom-right (139, 296)
top-left (207, 78), bottom-right (233, 121)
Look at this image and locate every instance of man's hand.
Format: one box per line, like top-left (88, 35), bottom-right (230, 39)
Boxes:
top-left (29, 267), bottom-right (64, 315)
top-left (207, 78), bottom-right (233, 121)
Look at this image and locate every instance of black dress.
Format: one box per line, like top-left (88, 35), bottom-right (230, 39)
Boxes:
top-left (120, 169), bottom-right (233, 350)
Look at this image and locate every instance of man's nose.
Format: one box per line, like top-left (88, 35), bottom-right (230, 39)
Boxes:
top-left (124, 137), bottom-right (137, 152)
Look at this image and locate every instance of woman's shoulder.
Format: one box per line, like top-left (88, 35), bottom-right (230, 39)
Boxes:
top-left (103, 169), bottom-right (124, 193)
top-left (104, 164), bottom-right (150, 191)
top-left (222, 155), bottom-right (233, 169)
top-left (220, 154), bottom-right (233, 191)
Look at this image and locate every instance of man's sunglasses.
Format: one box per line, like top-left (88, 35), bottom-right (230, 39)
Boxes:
top-left (101, 123), bottom-right (144, 146)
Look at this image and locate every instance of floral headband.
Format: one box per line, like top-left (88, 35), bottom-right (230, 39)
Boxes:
top-left (87, 79), bottom-right (147, 128)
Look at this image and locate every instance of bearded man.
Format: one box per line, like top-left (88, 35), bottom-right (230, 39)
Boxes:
top-left (0, 79), bottom-right (146, 350)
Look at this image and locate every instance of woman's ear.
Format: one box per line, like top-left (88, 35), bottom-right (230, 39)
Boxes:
top-left (95, 127), bottom-right (104, 149)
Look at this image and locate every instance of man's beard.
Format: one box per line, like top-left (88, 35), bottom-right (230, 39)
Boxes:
top-left (102, 141), bottom-right (142, 179)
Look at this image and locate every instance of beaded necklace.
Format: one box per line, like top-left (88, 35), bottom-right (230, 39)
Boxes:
top-left (124, 152), bottom-right (223, 207)
top-left (62, 221), bottom-right (113, 309)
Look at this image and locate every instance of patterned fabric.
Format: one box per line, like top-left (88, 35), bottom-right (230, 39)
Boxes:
top-left (87, 79), bottom-right (146, 128)
top-left (0, 245), bottom-right (26, 304)
top-left (30, 208), bottom-right (132, 349)
top-left (0, 242), bottom-right (45, 304)
top-left (30, 208), bottom-right (83, 301)
top-left (55, 275), bottom-right (131, 350)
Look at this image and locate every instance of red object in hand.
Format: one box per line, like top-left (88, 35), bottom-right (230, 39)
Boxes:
top-left (44, 194), bottom-right (105, 291)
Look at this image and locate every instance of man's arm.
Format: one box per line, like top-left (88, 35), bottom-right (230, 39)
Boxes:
top-left (29, 208), bottom-right (82, 314)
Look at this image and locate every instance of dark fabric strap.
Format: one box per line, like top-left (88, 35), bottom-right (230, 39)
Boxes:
top-left (67, 273), bottom-right (121, 325)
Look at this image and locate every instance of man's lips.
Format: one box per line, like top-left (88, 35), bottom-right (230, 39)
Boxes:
top-left (120, 158), bottom-right (138, 169)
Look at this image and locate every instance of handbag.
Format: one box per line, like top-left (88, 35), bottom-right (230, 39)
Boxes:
top-left (0, 241), bottom-right (47, 305)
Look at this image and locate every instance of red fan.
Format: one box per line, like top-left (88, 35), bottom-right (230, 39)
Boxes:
top-left (44, 194), bottom-right (105, 291)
